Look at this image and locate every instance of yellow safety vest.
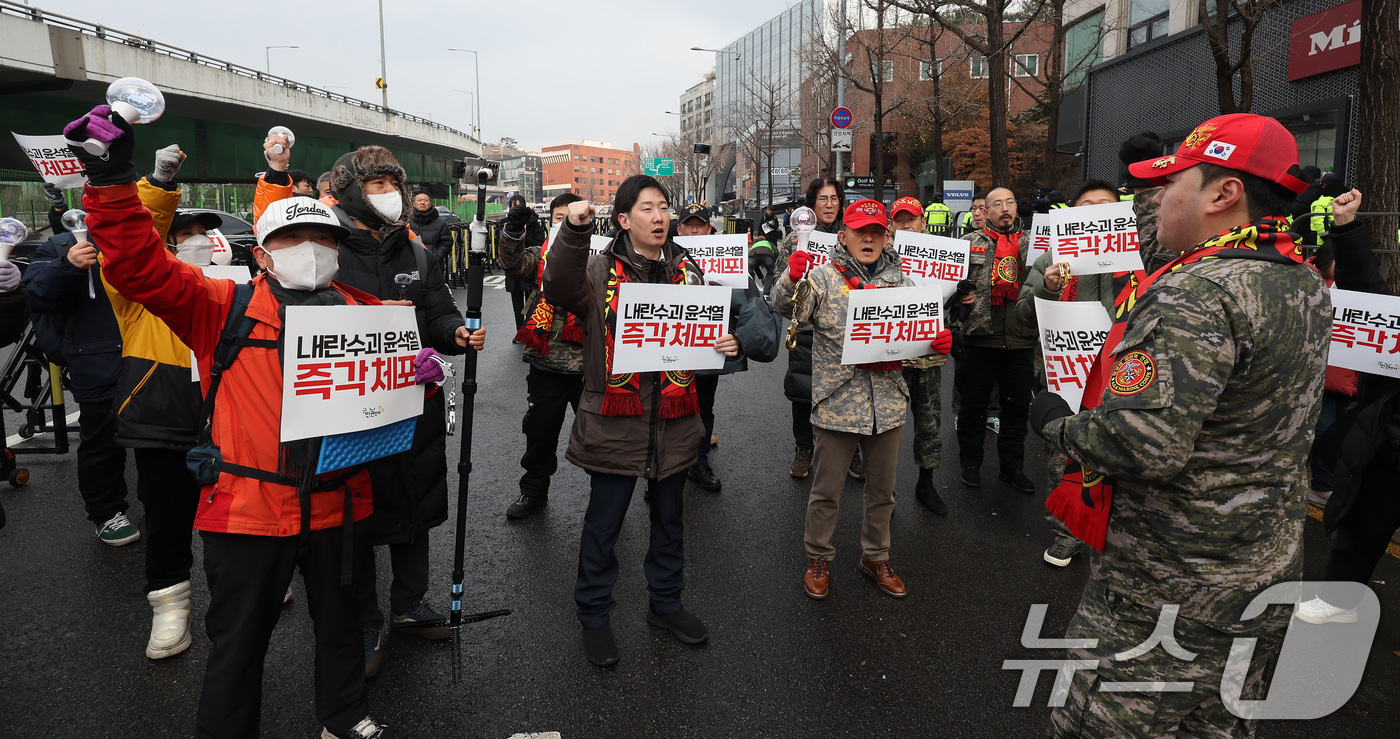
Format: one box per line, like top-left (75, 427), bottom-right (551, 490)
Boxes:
top-left (1310, 195), bottom-right (1335, 239)
top-left (924, 202), bottom-right (951, 227)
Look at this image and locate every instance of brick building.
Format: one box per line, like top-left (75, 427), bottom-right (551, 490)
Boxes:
top-left (805, 20), bottom-right (1053, 200)
top-left (541, 140), bottom-right (642, 205)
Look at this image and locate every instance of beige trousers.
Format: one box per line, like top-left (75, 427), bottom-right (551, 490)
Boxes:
top-left (804, 425), bottom-right (904, 562)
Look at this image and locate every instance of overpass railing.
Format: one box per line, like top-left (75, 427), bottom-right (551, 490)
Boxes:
top-left (0, 0), bottom-right (479, 146)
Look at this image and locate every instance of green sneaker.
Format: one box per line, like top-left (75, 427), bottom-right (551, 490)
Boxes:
top-left (96, 512), bottom-right (140, 546)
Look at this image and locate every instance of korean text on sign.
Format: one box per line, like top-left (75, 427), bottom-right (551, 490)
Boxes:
top-left (1047, 200), bottom-right (1143, 276)
top-left (12, 132), bottom-right (88, 189)
top-left (1029, 214), bottom-right (1052, 258)
top-left (1034, 297), bottom-right (1113, 410)
top-left (280, 305), bottom-right (425, 441)
top-left (890, 230), bottom-right (971, 300)
top-left (796, 231), bottom-right (837, 270)
top-left (610, 283), bottom-right (732, 373)
top-left (840, 285), bottom-right (943, 365)
top-left (674, 233), bottom-right (749, 287)
top-left (1328, 288), bottom-right (1400, 379)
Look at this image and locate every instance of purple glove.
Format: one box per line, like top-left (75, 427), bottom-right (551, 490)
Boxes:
top-left (63, 105), bottom-right (124, 145)
top-left (0, 261), bottom-right (19, 292)
top-left (414, 348), bottom-right (446, 384)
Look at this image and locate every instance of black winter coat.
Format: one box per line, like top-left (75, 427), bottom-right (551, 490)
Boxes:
top-left (409, 207), bottom-right (457, 265)
top-left (22, 233), bottom-right (122, 404)
top-left (334, 218), bottom-right (467, 544)
top-left (1316, 220), bottom-right (1400, 533)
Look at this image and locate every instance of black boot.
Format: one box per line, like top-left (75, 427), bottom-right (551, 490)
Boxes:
top-left (687, 464), bottom-right (722, 493)
top-left (914, 468), bottom-right (947, 515)
top-left (506, 494), bottom-right (547, 519)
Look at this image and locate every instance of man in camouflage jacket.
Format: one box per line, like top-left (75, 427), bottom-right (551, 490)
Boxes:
top-left (955, 187), bottom-right (1037, 493)
top-left (1031, 114), bottom-right (1330, 737)
top-left (773, 199), bottom-right (950, 601)
top-left (497, 193), bottom-right (586, 519)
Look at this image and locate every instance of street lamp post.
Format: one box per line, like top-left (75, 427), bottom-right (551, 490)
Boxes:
top-left (452, 89), bottom-right (478, 138)
top-left (690, 47), bottom-right (741, 206)
top-left (377, 0), bottom-right (389, 117)
top-left (265, 45), bottom-right (298, 74)
top-left (447, 49), bottom-right (482, 143)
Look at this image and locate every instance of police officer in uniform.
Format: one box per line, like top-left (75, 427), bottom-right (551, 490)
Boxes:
top-left (1029, 114), bottom-right (1330, 737)
top-left (923, 192), bottom-right (951, 236)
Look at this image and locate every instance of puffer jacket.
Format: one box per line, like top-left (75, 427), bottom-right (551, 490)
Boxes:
top-left (772, 243), bottom-right (913, 435)
top-left (543, 221), bottom-right (725, 479)
top-left (410, 206), bottom-right (457, 265)
top-left (22, 236), bottom-right (122, 404)
top-left (774, 219), bottom-right (842, 402)
top-left (108, 177), bottom-right (203, 450)
top-left (86, 181), bottom-right (374, 536)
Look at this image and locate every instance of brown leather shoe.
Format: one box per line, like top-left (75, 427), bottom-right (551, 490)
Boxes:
top-left (804, 558), bottom-right (830, 599)
top-left (859, 558), bottom-right (907, 598)
top-left (790, 447), bottom-right (814, 478)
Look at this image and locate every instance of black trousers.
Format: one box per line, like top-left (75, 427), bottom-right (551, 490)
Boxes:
top-left (509, 282), bottom-right (527, 330)
top-left (519, 366), bottom-right (584, 500)
top-left (197, 525), bottom-right (367, 739)
top-left (76, 400), bottom-right (129, 524)
top-left (133, 447), bottom-right (199, 593)
top-left (954, 346), bottom-right (1034, 471)
top-left (357, 533), bottom-right (431, 627)
top-left (1323, 460), bottom-right (1400, 608)
top-left (792, 400), bottom-right (814, 451)
top-left (575, 472), bottom-right (686, 629)
top-left (749, 253), bottom-right (776, 294)
top-left (695, 374), bottom-right (719, 466)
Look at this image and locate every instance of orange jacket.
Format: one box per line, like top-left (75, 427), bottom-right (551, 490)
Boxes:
top-left (86, 182), bottom-right (375, 537)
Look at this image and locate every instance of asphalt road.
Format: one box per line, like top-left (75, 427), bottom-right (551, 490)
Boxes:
top-left (1, 280), bottom-right (1397, 738)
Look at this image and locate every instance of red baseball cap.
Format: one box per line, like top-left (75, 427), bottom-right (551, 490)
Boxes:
top-left (1127, 113), bottom-right (1308, 194)
top-left (890, 197), bottom-right (923, 219)
top-left (843, 199), bottom-right (888, 230)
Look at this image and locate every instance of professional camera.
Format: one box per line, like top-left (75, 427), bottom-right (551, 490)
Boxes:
top-left (452, 157), bottom-right (499, 184)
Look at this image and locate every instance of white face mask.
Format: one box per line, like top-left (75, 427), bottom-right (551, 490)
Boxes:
top-left (366, 191), bottom-right (404, 223)
top-left (174, 233), bottom-right (214, 265)
top-left (259, 241), bottom-right (339, 291)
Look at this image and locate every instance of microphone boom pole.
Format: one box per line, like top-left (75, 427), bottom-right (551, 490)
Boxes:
top-left (449, 166), bottom-right (510, 683)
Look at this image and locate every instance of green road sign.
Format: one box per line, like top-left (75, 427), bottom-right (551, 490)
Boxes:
top-left (643, 157), bottom-right (674, 177)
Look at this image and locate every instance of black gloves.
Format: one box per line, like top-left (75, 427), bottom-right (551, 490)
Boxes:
top-left (1029, 391), bottom-right (1074, 440)
top-left (43, 184), bottom-right (66, 209)
top-left (503, 204), bottom-right (533, 239)
top-left (67, 107), bottom-right (138, 187)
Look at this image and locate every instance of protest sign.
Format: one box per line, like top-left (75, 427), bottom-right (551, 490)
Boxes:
top-left (1328, 288), bottom-right (1400, 379)
top-left (610, 283), bottom-right (732, 373)
top-left (280, 305), bottom-right (425, 441)
top-left (1029, 214), bottom-right (1052, 259)
top-left (795, 230), bottom-right (836, 270)
top-left (841, 284), bottom-right (942, 365)
top-left (889, 230), bottom-right (970, 300)
top-left (1047, 200), bottom-right (1143, 276)
top-left (674, 233), bottom-right (748, 287)
top-left (545, 223), bottom-right (610, 255)
top-left (1034, 297), bottom-right (1114, 410)
top-left (12, 133), bottom-right (87, 189)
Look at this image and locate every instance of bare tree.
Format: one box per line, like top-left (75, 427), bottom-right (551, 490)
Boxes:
top-left (1198, 0), bottom-right (1281, 114)
top-left (893, 0), bottom-right (1049, 187)
top-left (839, 0), bottom-right (922, 201)
top-left (727, 72), bottom-right (794, 212)
top-left (1357, 0), bottom-right (1400, 286)
top-left (895, 11), bottom-right (986, 192)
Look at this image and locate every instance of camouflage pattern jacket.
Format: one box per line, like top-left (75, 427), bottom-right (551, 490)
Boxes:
top-left (498, 230), bottom-right (584, 374)
top-left (774, 221), bottom-right (842, 334)
top-left (773, 243), bottom-right (913, 435)
top-left (962, 226), bottom-right (1037, 350)
top-left (1043, 256), bottom-right (1331, 624)
top-left (1133, 187), bottom-right (1171, 273)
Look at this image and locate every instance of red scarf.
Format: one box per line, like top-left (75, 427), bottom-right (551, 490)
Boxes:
top-left (986, 227), bottom-right (1022, 305)
top-left (514, 238), bottom-right (584, 353)
top-left (601, 257), bottom-right (699, 418)
top-left (1045, 217), bottom-right (1302, 550)
top-left (833, 259), bottom-right (903, 372)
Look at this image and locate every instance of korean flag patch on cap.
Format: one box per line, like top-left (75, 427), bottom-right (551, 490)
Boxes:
top-left (1203, 141), bottom-right (1236, 161)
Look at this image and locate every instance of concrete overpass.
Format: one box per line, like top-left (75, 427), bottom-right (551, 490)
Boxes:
top-left (0, 0), bottom-right (480, 184)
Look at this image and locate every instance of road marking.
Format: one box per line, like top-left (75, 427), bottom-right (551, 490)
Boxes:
top-left (506, 734), bottom-right (561, 739)
top-left (6, 411), bottom-right (80, 448)
top-left (485, 275), bottom-right (506, 290)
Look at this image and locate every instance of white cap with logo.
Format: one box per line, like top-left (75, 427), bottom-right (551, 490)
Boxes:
top-left (254, 197), bottom-right (350, 246)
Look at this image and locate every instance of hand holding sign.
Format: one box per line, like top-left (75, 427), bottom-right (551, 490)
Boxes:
top-left (841, 284), bottom-right (944, 365)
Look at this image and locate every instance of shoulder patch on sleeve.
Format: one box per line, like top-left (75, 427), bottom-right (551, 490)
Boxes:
top-left (1108, 350), bottom-right (1156, 396)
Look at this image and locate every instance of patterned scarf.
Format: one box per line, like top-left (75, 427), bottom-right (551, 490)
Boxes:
top-left (1046, 217), bottom-right (1301, 550)
top-left (1060, 269), bottom-right (1146, 322)
top-left (601, 257), bottom-right (699, 418)
top-left (833, 259), bottom-right (904, 372)
top-left (514, 238), bottom-right (584, 354)
top-left (986, 227), bottom-right (1022, 305)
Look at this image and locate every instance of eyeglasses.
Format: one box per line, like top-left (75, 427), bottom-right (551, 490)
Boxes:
top-left (815, 196), bottom-right (840, 203)
top-left (988, 199), bottom-right (1016, 209)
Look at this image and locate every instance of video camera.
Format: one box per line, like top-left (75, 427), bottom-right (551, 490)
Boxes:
top-left (452, 157), bottom-right (499, 185)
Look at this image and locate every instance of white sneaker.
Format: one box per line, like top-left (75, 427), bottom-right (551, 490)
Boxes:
top-left (146, 580), bottom-right (192, 658)
top-left (283, 586), bottom-right (294, 605)
top-left (1295, 596), bottom-right (1358, 624)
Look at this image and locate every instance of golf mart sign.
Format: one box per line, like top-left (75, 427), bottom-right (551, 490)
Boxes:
top-left (643, 157), bottom-right (674, 177)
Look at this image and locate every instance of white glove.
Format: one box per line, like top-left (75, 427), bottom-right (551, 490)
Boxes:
top-left (152, 144), bottom-right (185, 183)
